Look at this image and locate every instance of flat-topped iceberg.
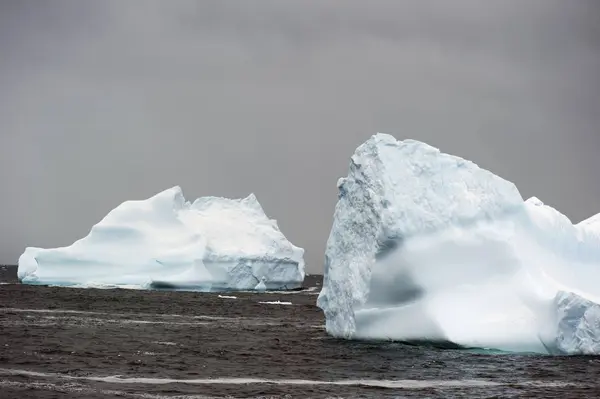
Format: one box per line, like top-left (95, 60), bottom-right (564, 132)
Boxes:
top-left (317, 133), bottom-right (600, 355)
top-left (18, 187), bottom-right (305, 291)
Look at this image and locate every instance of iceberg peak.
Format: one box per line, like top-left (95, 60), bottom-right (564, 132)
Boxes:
top-left (526, 196), bottom-right (544, 206)
top-left (149, 185), bottom-right (186, 205)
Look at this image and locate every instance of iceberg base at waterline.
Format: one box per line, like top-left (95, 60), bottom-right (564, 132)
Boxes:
top-left (18, 186), bottom-right (305, 292)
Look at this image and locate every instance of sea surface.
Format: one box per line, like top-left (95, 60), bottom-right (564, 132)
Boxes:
top-left (1, 265), bottom-right (599, 398)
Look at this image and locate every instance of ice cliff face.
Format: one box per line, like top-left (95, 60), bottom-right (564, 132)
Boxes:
top-left (18, 186), bottom-right (305, 291)
top-left (552, 291), bottom-right (600, 355)
top-left (317, 133), bottom-right (600, 355)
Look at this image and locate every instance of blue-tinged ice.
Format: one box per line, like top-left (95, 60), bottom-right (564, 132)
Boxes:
top-left (317, 133), bottom-right (600, 355)
top-left (18, 187), bottom-right (305, 291)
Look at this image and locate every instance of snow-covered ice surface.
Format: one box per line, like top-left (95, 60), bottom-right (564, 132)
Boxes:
top-left (18, 187), bottom-right (305, 291)
top-left (317, 133), bottom-right (600, 355)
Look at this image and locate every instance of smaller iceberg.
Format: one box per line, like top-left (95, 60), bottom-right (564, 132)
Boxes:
top-left (18, 186), bottom-right (305, 291)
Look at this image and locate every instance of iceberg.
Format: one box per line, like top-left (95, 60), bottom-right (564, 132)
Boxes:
top-left (18, 186), bottom-right (305, 291)
top-left (317, 133), bottom-right (600, 355)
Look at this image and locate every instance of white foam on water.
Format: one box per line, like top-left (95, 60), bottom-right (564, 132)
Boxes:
top-left (0, 379), bottom-right (222, 399)
top-left (0, 307), bottom-right (232, 321)
top-left (44, 315), bottom-right (210, 326)
top-left (259, 301), bottom-right (293, 305)
top-left (0, 368), bottom-right (591, 391)
top-left (0, 315), bottom-right (211, 327)
top-left (0, 368), bottom-right (499, 388)
top-left (0, 307), bottom-right (311, 328)
top-left (0, 307), bottom-right (117, 315)
top-left (217, 295), bottom-right (237, 299)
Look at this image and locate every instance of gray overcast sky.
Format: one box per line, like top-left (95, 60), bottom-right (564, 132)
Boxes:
top-left (0, 0), bottom-right (599, 272)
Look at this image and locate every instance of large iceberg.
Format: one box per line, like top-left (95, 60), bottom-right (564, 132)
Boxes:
top-left (18, 187), bottom-right (305, 291)
top-left (317, 133), bottom-right (600, 355)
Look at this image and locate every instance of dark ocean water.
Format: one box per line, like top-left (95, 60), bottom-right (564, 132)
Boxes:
top-left (1, 265), bottom-right (599, 398)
